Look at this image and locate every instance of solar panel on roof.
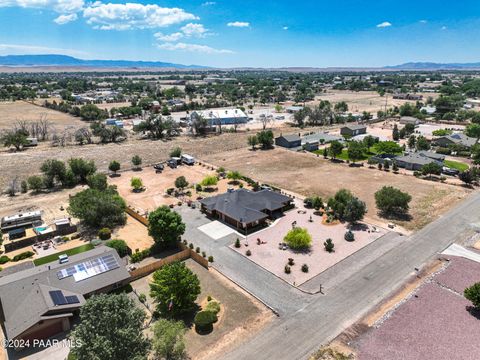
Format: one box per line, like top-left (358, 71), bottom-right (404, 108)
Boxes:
top-left (49, 290), bottom-right (67, 306)
top-left (56, 253), bottom-right (119, 282)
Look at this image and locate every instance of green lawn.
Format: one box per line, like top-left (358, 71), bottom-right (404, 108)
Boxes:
top-left (33, 243), bottom-right (94, 266)
top-left (444, 160), bottom-right (469, 172)
top-left (314, 142), bottom-right (402, 162)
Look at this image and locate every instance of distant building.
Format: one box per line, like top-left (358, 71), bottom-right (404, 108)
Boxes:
top-left (394, 151), bottom-right (444, 171)
top-left (285, 106), bottom-right (304, 114)
top-left (188, 109), bottom-right (248, 126)
top-left (340, 125), bottom-right (367, 137)
top-left (399, 116), bottom-right (421, 126)
top-left (275, 134), bottom-right (302, 148)
top-left (434, 133), bottom-right (478, 149)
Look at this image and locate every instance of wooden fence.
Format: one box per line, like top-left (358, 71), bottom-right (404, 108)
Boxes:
top-left (129, 248), bottom-right (191, 280)
top-left (125, 206), bottom-right (149, 226)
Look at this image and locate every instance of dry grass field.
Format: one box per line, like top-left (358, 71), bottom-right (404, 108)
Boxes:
top-left (203, 147), bottom-right (470, 231)
top-left (0, 100), bottom-right (85, 131)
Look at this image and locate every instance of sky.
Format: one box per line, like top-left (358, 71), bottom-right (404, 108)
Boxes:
top-left (0, 0), bottom-right (480, 68)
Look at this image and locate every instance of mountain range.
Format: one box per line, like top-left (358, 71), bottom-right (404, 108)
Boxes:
top-left (0, 54), bottom-right (206, 69)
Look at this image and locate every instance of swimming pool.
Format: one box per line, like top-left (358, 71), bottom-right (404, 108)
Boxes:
top-left (35, 226), bottom-right (48, 232)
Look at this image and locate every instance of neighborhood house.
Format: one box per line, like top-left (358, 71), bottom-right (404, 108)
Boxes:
top-left (340, 125), bottom-right (367, 137)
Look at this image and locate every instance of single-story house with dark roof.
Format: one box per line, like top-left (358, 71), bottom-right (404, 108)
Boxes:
top-left (340, 125), bottom-right (367, 137)
top-left (434, 133), bottom-right (478, 149)
top-left (394, 152), bottom-right (444, 171)
top-left (199, 189), bottom-right (292, 230)
top-left (400, 116), bottom-right (420, 126)
top-left (0, 246), bottom-right (130, 344)
top-left (275, 134), bottom-right (302, 148)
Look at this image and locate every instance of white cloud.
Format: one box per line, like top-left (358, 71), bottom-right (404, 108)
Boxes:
top-left (82, 3), bottom-right (198, 30)
top-left (157, 42), bottom-right (233, 54)
top-left (181, 23), bottom-right (208, 37)
top-left (376, 21), bottom-right (392, 28)
top-left (0, 0), bottom-right (84, 13)
top-left (419, 20), bottom-right (428, 24)
top-left (227, 21), bottom-right (249, 28)
top-left (441, 26), bottom-right (447, 30)
top-left (154, 32), bottom-right (183, 42)
top-left (283, 26), bottom-right (288, 30)
top-left (201, 1), bottom-right (215, 5)
top-left (0, 43), bottom-right (87, 56)
top-left (53, 12), bottom-right (77, 24)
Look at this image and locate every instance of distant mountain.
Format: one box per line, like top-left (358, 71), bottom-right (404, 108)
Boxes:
top-left (0, 54), bottom-right (207, 69)
top-left (386, 62), bottom-right (480, 70)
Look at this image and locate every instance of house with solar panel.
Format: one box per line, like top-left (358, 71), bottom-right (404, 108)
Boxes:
top-left (0, 246), bottom-right (130, 344)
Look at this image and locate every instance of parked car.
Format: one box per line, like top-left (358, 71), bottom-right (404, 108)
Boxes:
top-left (442, 167), bottom-right (459, 176)
top-left (154, 163), bottom-right (164, 172)
top-left (167, 159), bottom-right (178, 169)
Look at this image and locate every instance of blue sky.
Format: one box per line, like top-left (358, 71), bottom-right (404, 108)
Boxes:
top-left (0, 0), bottom-right (479, 68)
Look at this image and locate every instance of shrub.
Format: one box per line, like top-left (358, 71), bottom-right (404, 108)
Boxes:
top-left (246, 249), bottom-right (252, 256)
top-left (0, 255), bottom-right (10, 264)
top-left (235, 238), bottom-right (241, 248)
top-left (464, 282), bottom-right (480, 309)
top-left (201, 251), bottom-right (206, 258)
top-left (284, 265), bottom-right (291, 274)
top-left (436, 147), bottom-right (451, 155)
top-left (189, 243), bottom-right (194, 249)
top-left (130, 249), bottom-right (150, 263)
top-left (105, 239), bottom-right (129, 257)
top-left (208, 256), bottom-right (214, 263)
top-left (207, 295), bottom-right (212, 301)
top-left (301, 264), bottom-right (309, 273)
top-left (194, 310), bottom-right (217, 332)
top-left (284, 227), bottom-right (312, 250)
top-left (12, 251), bottom-right (34, 262)
top-left (138, 293), bottom-right (147, 303)
top-left (195, 247), bottom-right (200, 253)
top-left (288, 258), bottom-right (295, 266)
top-left (195, 184), bottom-right (202, 192)
top-left (98, 227), bottom-right (112, 240)
top-left (205, 300), bottom-right (221, 314)
top-left (344, 231), bottom-right (355, 242)
top-left (182, 239), bottom-right (188, 245)
top-left (21, 180), bottom-right (28, 193)
top-left (324, 238), bottom-right (335, 252)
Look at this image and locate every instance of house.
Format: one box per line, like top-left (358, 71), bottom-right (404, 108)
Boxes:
top-left (340, 125), bottom-right (367, 137)
top-left (420, 105), bottom-right (436, 115)
top-left (285, 106), bottom-right (304, 114)
top-left (0, 247), bottom-right (130, 343)
top-left (275, 134), bottom-right (302, 148)
top-left (199, 189), bottom-right (293, 230)
top-left (434, 133), bottom-right (478, 149)
top-left (394, 152), bottom-right (444, 171)
top-left (400, 116), bottom-right (420, 126)
top-left (188, 109), bottom-right (248, 126)
top-left (301, 133), bottom-right (344, 151)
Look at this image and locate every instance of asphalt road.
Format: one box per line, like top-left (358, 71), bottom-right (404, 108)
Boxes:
top-left (222, 191), bottom-right (480, 360)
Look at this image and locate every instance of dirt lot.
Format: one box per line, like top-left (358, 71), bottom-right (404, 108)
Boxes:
top-left (353, 256), bottom-right (480, 360)
top-left (109, 164), bottom-right (251, 214)
top-left (112, 215), bottom-right (154, 252)
top-left (314, 90), bottom-right (439, 114)
top-left (203, 147), bottom-right (470, 231)
top-left (0, 100), bottom-right (86, 131)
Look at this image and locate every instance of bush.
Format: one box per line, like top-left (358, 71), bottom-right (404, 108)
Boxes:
top-left (194, 310), bottom-right (217, 332)
top-left (208, 256), bottom-right (214, 263)
top-left (138, 293), bottom-right (147, 303)
top-left (324, 238), bottom-right (335, 252)
top-left (301, 264), bottom-right (309, 273)
top-left (12, 251), bottom-right (34, 262)
top-left (0, 255), bottom-right (10, 264)
top-left (246, 249), bottom-right (252, 256)
top-left (195, 184), bottom-right (202, 192)
top-left (436, 147), bottom-right (451, 155)
top-left (21, 180), bottom-right (28, 193)
top-left (201, 251), bottom-right (206, 258)
top-left (464, 282), bottom-right (480, 309)
top-left (98, 227), bottom-right (112, 240)
top-left (284, 227), bottom-right (312, 250)
top-left (105, 239), bottom-right (129, 257)
top-left (288, 258), bottom-right (295, 266)
top-left (195, 247), bottom-right (200, 253)
top-left (189, 243), bottom-right (194, 249)
top-left (130, 249), bottom-right (150, 263)
top-left (205, 300), bottom-right (221, 314)
top-left (344, 231), bottom-right (355, 242)
top-left (234, 238), bottom-right (241, 248)
top-left (284, 265), bottom-right (291, 274)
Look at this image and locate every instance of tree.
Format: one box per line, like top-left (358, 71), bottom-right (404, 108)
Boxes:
top-left (40, 159), bottom-right (66, 188)
top-left (464, 282), bottom-right (480, 309)
top-left (408, 134), bottom-right (416, 149)
top-left (329, 141), bottom-right (343, 160)
top-left (109, 160), bottom-right (121, 175)
top-left (392, 124), bottom-right (400, 141)
top-left (247, 135), bottom-right (259, 150)
top-left (68, 187), bottom-right (126, 228)
top-left (375, 186), bottom-right (412, 217)
top-left (27, 175), bottom-right (44, 193)
top-left (323, 147), bottom-right (328, 159)
top-left (392, 161), bottom-right (399, 172)
top-left (174, 176), bottom-right (189, 191)
top-left (69, 158), bottom-right (96, 183)
top-left (421, 162), bottom-right (442, 178)
top-left (131, 177), bottom-right (143, 191)
top-left (334, 101), bottom-right (348, 113)
top-left (105, 239), bottom-right (129, 257)
top-left (150, 262), bottom-right (201, 316)
top-left (415, 135), bottom-right (430, 151)
top-left (362, 135), bottom-right (376, 152)
top-left (256, 130), bottom-right (274, 149)
top-left (343, 197), bottom-right (367, 225)
top-left (132, 155), bottom-right (142, 169)
top-left (79, 104), bottom-right (106, 121)
top-left (227, 170), bottom-right (242, 184)
top-left (170, 146), bottom-right (182, 158)
top-left (152, 319), bottom-right (187, 360)
top-left (69, 294), bottom-right (149, 360)
top-left (1, 130), bottom-right (28, 151)
top-left (466, 123), bottom-right (480, 140)
top-left (200, 175), bottom-right (218, 188)
top-left (459, 169), bottom-right (477, 186)
top-left (284, 227), bottom-right (312, 250)
top-left (148, 206), bottom-right (186, 248)
top-left (87, 173), bottom-right (108, 191)
top-left (192, 114), bottom-right (209, 136)
top-left (375, 141), bottom-right (402, 155)
top-left (347, 141), bottom-right (365, 164)
top-left (324, 238), bottom-right (334, 253)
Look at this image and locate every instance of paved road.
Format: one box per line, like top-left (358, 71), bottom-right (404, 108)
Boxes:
top-left (223, 191), bottom-right (480, 360)
top-left (442, 243), bottom-right (480, 263)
